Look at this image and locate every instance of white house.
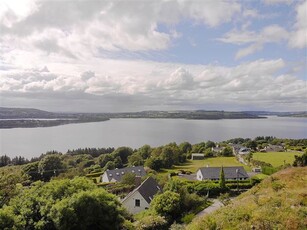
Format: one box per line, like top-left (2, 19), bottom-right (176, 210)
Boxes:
top-left (101, 166), bottom-right (146, 183)
top-left (238, 147), bottom-right (251, 155)
top-left (121, 177), bottom-right (162, 214)
top-left (196, 166), bottom-right (249, 181)
top-left (191, 153), bottom-right (205, 160)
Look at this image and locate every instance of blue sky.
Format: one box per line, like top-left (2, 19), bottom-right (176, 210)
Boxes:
top-left (0, 0), bottom-right (306, 112)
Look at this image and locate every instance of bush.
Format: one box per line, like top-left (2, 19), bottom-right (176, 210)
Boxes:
top-left (134, 215), bottom-right (168, 230)
top-left (181, 213), bottom-right (195, 224)
top-left (262, 166), bottom-right (278, 175)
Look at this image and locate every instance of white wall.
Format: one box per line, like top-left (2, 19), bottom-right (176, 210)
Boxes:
top-left (101, 172), bottom-right (109, 183)
top-left (196, 170), bottom-right (203, 181)
top-left (122, 191), bottom-right (150, 214)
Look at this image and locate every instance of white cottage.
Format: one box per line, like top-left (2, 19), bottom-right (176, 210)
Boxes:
top-left (101, 166), bottom-right (146, 183)
top-left (196, 166), bottom-right (249, 181)
top-left (121, 177), bottom-right (162, 214)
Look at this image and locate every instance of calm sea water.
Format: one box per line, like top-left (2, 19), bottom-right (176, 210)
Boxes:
top-left (0, 116), bottom-right (306, 158)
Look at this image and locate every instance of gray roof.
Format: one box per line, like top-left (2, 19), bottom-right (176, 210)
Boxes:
top-left (104, 166), bottom-right (146, 182)
top-left (198, 166), bottom-right (249, 180)
top-left (122, 177), bottom-right (162, 204)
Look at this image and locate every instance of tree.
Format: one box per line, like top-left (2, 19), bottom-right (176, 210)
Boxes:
top-left (0, 209), bottom-right (15, 230)
top-left (23, 161), bottom-right (41, 181)
top-left (1, 177), bottom-right (130, 230)
top-left (98, 154), bottom-right (113, 168)
top-left (38, 154), bottom-right (65, 181)
top-left (221, 146), bottom-right (233, 157)
top-left (145, 157), bottom-right (163, 171)
top-left (246, 140), bottom-right (257, 151)
top-left (293, 152), bottom-right (307, 167)
top-left (0, 155), bottom-right (11, 167)
top-left (121, 172), bottom-right (136, 186)
top-left (128, 152), bottom-right (144, 166)
top-left (151, 191), bottom-right (181, 221)
top-left (179, 142), bottom-right (192, 154)
top-left (112, 147), bottom-right (133, 164)
top-left (219, 167), bottom-right (226, 190)
top-left (206, 141), bottom-right (216, 149)
top-left (137, 145), bottom-right (152, 159)
top-left (0, 166), bottom-right (29, 208)
top-left (50, 189), bottom-right (129, 230)
top-left (134, 215), bottom-right (168, 230)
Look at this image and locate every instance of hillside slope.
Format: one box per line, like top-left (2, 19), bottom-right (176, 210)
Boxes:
top-left (188, 167), bottom-right (307, 230)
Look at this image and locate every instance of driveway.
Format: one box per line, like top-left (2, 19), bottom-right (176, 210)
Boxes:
top-left (196, 199), bottom-right (224, 218)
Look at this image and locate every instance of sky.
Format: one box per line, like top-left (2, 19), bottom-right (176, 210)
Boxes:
top-left (0, 0), bottom-right (306, 112)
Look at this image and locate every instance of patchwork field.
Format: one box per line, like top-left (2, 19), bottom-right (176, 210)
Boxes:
top-left (252, 151), bottom-right (302, 167)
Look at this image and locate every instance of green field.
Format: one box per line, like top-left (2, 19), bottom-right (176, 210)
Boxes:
top-left (159, 157), bottom-right (251, 175)
top-left (252, 151), bottom-right (302, 167)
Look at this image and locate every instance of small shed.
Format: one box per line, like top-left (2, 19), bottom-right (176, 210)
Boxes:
top-left (191, 153), bottom-right (205, 160)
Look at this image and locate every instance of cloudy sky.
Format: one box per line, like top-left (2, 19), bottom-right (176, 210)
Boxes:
top-left (0, 0), bottom-right (306, 112)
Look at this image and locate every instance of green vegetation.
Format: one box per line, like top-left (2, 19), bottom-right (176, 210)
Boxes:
top-left (0, 177), bottom-right (131, 230)
top-left (253, 151), bottom-right (302, 167)
top-left (187, 167), bottom-right (307, 230)
top-left (0, 137), bottom-right (306, 229)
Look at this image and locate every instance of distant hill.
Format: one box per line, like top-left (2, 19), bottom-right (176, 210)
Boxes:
top-left (0, 107), bottom-right (109, 128)
top-left (188, 167), bottom-right (307, 230)
top-left (0, 107), bottom-right (67, 119)
top-left (244, 111), bottom-right (307, 118)
top-left (106, 110), bottom-right (265, 120)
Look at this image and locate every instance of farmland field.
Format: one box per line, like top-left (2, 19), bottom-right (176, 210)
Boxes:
top-left (252, 151), bottom-right (302, 167)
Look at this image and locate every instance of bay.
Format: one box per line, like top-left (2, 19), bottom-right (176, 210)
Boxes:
top-left (0, 116), bottom-right (306, 158)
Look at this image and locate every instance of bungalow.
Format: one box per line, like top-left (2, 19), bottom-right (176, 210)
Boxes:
top-left (264, 144), bottom-right (284, 152)
top-left (101, 166), bottom-right (146, 183)
top-left (229, 144), bottom-right (244, 155)
top-left (196, 166), bottom-right (249, 181)
top-left (238, 147), bottom-right (251, 155)
top-left (121, 177), bottom-right (162, 214)
top-left (191, 153), bottom-right (205, 160)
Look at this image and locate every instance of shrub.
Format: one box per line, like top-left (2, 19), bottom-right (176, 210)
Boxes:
top-left (134, 215), bottom-right (168, 230)
top-left (181, 213), bottom-right (195, 224)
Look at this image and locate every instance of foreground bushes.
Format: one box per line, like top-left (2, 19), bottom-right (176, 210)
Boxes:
top-left (0, 177), bottom-right (131, 230)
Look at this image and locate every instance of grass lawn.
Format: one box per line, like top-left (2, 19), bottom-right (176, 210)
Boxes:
top-left (252, 151), bottom-right (302, 167)
top-left (159, 157), bottom-right (251, 175)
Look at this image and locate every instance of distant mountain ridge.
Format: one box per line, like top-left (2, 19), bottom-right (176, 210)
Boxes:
top-left (0, 107), bottom-right (66, 119)
top-left (1, 107), bottom-right (306, 120)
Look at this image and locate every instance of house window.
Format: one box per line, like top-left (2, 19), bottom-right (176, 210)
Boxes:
top-left (135, 199), bottom-right (140, 207)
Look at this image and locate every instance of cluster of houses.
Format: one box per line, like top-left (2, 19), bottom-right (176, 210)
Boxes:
top-left (100, 164), bottom-right (249, 214)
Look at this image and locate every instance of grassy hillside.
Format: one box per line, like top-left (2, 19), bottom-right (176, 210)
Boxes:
top-left (188, 167), bottom-right (307, 230)
top-left (253, 151), bottom-right (302, 167)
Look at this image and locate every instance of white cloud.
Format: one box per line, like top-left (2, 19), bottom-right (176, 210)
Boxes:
top-left (183, 0), bottom-right (241, 27)
top-left (1, 58), bottom-right (305, 112)
top-left (219, 24), bottom-right (289, 59)
top-left (263, 0), bottom-right (294, 5)
top-left (0, 0), bottom-right (305, 112)
top-left (289, 0), bottom-right (307, 48)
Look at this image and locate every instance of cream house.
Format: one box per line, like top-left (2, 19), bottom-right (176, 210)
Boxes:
top-left (196, 166), bottom-right (249, 181)
top-left (121, 177), bottom-right (162, 214)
